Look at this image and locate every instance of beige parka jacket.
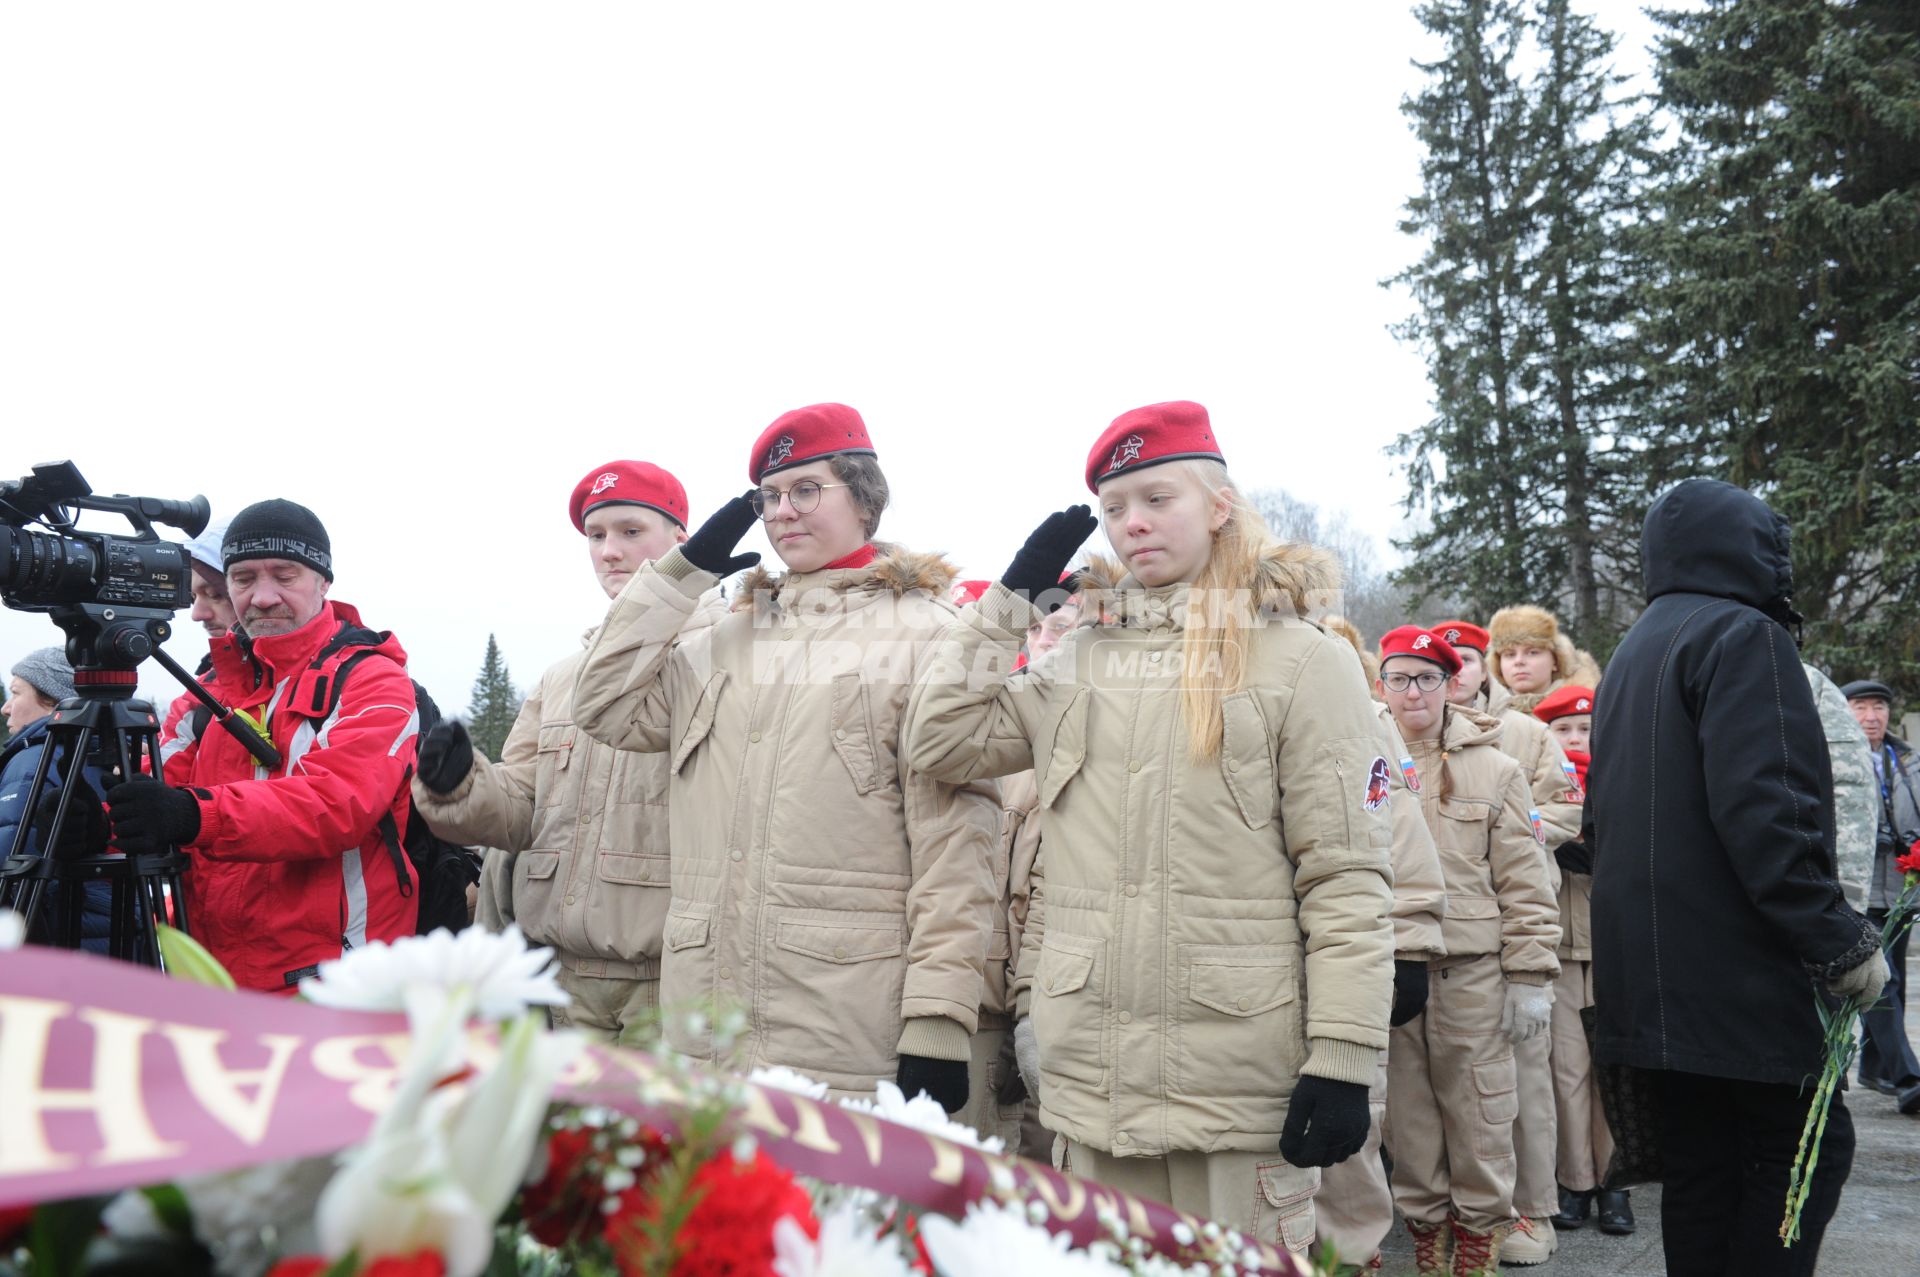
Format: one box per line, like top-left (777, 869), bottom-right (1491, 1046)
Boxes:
top-left (570, 545), bottom-right (1001, 1096)
top-left (412, 607), bottom-right (723, 975)
top-left (905, 545), bottom-right (1397, 1159)
top-left (1406, 704), bottom-right (1561, 982)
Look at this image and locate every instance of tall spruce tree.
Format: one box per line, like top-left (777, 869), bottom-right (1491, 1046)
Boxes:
top-left (1391, 0), bottom-right (1548, 620)
top-left (465, 634), bottom-right (519, 763)
top-left (1391, 0), bottom-right (1665, 654)
top-left (1639, 0), bottom-right (1920, 691)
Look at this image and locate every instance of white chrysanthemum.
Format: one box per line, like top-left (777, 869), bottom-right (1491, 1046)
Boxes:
top-left (103, 1157), bottom-right (334, 1277)
top-left (300, 925), bottom-right (567, 1020)
top-left (838, 1081), bottom-right (1005, 1154)
top-left (773, 1206), bottom-right (914, 1277)
top-left (919, 1201), bottom-right (1126, 1276)
top-left (0, 909), bottom-right (25, 950)
top-left (750, 1065), bottom-right (832, 1100)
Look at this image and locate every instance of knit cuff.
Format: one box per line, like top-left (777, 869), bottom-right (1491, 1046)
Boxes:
top-left (1300, 1037), bottom-right (1380, 1087)
top-left (897, 1016), bottom-right (970, 1062)
top-left (652, 547), bottom-right (711, 585)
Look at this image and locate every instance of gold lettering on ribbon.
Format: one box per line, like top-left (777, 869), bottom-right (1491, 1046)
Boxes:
top-left (925, 1132), bottom-right (966, 1187)
top-left (0, 997), bottom-right (184, 1174)
top-left (782, 1095), bottom-right (842, 1156)
top-left (1023, 1165), bottom-right (1088, 1222)
top-left (835, 1107), bottom-right (886, 1166)
top-left (309, 1033), bottom-right (413, 1114)
top-left (735, 1085), bottom-right (792, 1140)
top-left (161, 1026), bottom-right (301, 1146)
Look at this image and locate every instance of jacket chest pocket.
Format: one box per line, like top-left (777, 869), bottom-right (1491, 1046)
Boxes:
top-left (1038, 687), bottom-right (1090, 810)
top-left (1220, 692), bottom-right (1277, 829)
top-left (671, 671), bottom-right (728, 777)
top-left (829, 672), bottom-right (887, 795)
top-left (765, 914), bottom-right (908, 1076)
top-left (534, 724), bottom-right (579, 809)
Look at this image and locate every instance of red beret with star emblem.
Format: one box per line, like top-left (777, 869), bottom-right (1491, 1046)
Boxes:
top-left (1085, 400), bottom-right (1226, 493)
top-left (1429, 620), bottom-right (1490, 653)
top-left (1533, 684), bottom-right (1596, 723)
top-left (748, 403), bottom-right (877, 484)
top-left (569, 460), bottom-right (690, 533)
top-left (1378, 624), bottom-right (1463, 677)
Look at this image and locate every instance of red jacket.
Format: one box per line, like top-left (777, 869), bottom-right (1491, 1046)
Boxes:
top-left (159, 601), bottom-right (419, 992)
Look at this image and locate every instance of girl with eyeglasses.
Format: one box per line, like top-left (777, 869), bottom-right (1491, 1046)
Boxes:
top-left (905, 401), bottom-right (1396, 1261)
top-left (570, 403), bottom-right (999, 1111)
top-left (1373, 625), bottom-right (1561, 1274)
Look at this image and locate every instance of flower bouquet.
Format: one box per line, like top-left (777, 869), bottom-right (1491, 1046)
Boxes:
top-left (1780, 840), bottom-right (1920, 1246)
top-left (0, 920), bottom-right (1317, 1277)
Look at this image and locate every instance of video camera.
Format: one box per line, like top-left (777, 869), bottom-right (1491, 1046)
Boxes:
top-left (0, 460), bottom-right (207, 619)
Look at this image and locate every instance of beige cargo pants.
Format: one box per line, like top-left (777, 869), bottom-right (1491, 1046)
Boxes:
top-left (1551, 959), bottom-right (1613, 1191)
top-left (549, 960), bottom-right (660, 1044)
top-left (1386, 954), bottom-right (1519, 1232)
top-left (1065, 1141), bottom-right (1320, 1259)
top-left (1314, 1050), bottom-right (1391, 1265)
top-left (952, 1018), bottom-right (1027, 1153)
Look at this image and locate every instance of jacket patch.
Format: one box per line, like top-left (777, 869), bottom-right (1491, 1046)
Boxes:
top-left (1364, 757), bottom-right (1392, 811)
top-left (1400, 755), bottom-right (1421, 793)
top-left (1529, 810), bottom-right (1546, 845)
top-left (1560, 759), bottom-right (1586, 803)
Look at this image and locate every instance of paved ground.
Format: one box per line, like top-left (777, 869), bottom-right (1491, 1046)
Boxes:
top-left (1373, 1017), bottom-right (1920, 1274)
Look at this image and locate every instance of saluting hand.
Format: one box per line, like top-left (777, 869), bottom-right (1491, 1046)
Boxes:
top-left (1001, 505), bottom-right (1098, 601)
top-left (680, 493), bottom-right (763, 578)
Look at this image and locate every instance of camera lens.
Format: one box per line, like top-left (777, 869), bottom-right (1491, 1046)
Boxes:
top-left (0, 526), bottom-right (101, 607)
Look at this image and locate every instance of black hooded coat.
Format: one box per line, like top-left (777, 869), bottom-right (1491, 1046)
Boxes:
top-left (1589, 479), bottom-right (1879, 1086)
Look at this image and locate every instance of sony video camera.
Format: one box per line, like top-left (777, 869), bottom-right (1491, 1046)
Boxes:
top-left (0, 460), bottom-right (207, 615)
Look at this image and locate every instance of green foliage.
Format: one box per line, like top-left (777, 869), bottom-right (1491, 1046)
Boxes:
top-left (466, 634), bottom-right (521, 764)
top-left (155, 925), bottom-right (236, 991)
top-left (1637, 0), bottom-right (1920, 694)
top-left (1389, 0), bottom-right (1657, 651)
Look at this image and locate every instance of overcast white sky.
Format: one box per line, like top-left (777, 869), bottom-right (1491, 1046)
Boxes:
top-left (0, 1), bottom-right (1663, 717)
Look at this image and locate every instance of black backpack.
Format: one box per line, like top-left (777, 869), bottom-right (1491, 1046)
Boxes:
top-left (185, 626), bottom-right (481, 936)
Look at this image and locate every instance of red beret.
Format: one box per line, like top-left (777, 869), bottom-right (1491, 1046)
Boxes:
top-left (950, 579), bottom-right (991, 606)
top-left (1085, 401), bottom-right (1225, 493)
top-left (569, 461), bottom-right (689, 533)
top-left (1533, 685), bottom-right (1596, 723)
top-left (749, 403), bottom-right (876, 484)
top-left (1378, 624), bottom-right (1462, 677)
top-left (1430, 620), bottom-right (1490, 653)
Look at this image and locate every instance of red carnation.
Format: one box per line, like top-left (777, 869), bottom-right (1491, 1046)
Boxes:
top-left (1898, 839), bottom-right (1920, 877)
top-left (607, 1147), bottom-right (818, 1277)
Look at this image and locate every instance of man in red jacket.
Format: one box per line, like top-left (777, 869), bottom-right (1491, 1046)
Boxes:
top-left (107, 499), bottom-right (420, 992)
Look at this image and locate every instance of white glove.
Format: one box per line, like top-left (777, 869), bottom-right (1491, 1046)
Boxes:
top-left (1501, 980), bottom-right (1554, 1044)
top-left (1827, 950), bottom-right (1891, 1006)
top-left (1014, 1017), bottom-right (1041, 1102)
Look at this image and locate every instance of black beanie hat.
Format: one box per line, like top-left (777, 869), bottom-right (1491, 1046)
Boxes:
top-left (223, 499), bottom-right (333, 581)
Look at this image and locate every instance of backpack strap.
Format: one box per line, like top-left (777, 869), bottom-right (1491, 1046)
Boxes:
top-left (377, 761), bottom-right (418, 900)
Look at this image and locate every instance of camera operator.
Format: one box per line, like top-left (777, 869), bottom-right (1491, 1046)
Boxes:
top-left (184, 519), bottom-right (235, 641)
top-left (112, 499), bottom-right (422, 993)
top-left (2, 647), bottom-right (112, 952)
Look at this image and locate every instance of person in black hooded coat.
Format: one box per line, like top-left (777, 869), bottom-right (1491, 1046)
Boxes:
top-left (1589, 479), bottom-right (1889, 1277)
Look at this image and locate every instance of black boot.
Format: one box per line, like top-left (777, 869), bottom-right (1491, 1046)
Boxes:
top-left (1551, 1186), bottom-right (1592, 1230)
top-left (1596, 1188), bottom-right (1636, 1235)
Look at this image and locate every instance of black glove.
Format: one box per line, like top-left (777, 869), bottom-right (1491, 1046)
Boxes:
top-left (416, 720), bottom-right (475, 794)
top-left (993, 1028), bottom-right (1029, 1107)
top-left (680, 493), bottom-right (763, 578)
top-left (104, 776), bottom-right (202, 856)
top-left (896, 1054), bottom-right (970, 1114)
top-left (1279, 1074), bottom-right (1371, 1168)
top-left (34, 777), bottom-right (109, 859)
top-left (1391, 959), bottom-right (1430, 1027)
top-left (1554, 838), bottom-right (1594, 876)
top-left (1001, 506), bottom-right (1098, 601)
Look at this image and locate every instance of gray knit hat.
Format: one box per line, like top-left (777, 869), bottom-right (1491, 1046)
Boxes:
top-left (11, 647), bottom-right (75, 706)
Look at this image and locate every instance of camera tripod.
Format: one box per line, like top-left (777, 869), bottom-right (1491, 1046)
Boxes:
top-left (0, 603), bottom-right (279, 969)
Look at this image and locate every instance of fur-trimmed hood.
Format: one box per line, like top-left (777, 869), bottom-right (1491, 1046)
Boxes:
top-left (732, 542), bottom-right (959, 616)
top-left (1089, 541), bottom-right (1343, 630)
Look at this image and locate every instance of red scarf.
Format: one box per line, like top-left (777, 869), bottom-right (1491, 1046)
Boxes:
top-left (823, 544), bottom-right (877, 570)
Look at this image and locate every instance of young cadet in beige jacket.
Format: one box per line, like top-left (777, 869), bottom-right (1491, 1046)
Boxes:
top-left (1377, 626), bottom-right (1560, 1277)
top-left (570, 405), bottom-right (1000, 1109)
top-left (413, 461), bottom-right (712, 1038)
top-left (906, 403), bottom-right (1397, 1258)
top-left (1435, 616), bottom-right (1580, 1263)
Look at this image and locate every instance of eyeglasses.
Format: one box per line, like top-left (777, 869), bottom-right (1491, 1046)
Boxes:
top-left (749, 480), bottom-right (852, 520)
top-left (1383, 671), bottom-right (1447, 693)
